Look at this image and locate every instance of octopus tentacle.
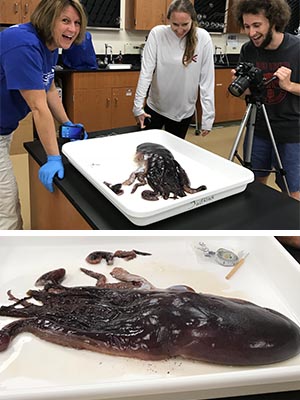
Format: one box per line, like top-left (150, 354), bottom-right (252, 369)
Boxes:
top-left (141, 190), bottom-right (160, 201)
top-left (80, 268), bottom-right (107, 287)
top-left (104, 182), bottom-right (124, 195)
top-left (85, 251), bottom-right (114, 265)
top-left (110, 267), bottom-right (155, 290)
top-left (183, 184), bottom-right (207, 194)
top-left (86, 249), bottom-right (151, 265)
top-left (35, 268), bottom-right (66, 286)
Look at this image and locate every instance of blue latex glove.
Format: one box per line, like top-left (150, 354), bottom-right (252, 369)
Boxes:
top-left (62, 121), bottom-right (88, 140)
top-left (38, 155), bottom-right (64, 193)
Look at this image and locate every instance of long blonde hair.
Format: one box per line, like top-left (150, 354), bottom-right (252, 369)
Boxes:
top-left (31, 0), bottom-right (87, 46)
top-left (167, 0), bottom-right (198, 66)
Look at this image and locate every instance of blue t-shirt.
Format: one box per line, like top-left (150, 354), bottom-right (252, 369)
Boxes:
top-left (0, 23), bottom-right (58, 135)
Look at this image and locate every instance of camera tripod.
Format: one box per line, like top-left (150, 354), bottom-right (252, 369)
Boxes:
top-left (228, 93), bottom-right (290, 195)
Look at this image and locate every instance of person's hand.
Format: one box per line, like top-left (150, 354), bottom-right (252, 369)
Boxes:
top-left (38, 155), bottom-right (64, 192)
top-left (135, 112), bottom-right (152, 129)
top-left (230, 68), bottom-right (236, 81)
top-left (62, 121), bottom-right (88, 140)
top-left (273, 66), bottom-right (292, 92)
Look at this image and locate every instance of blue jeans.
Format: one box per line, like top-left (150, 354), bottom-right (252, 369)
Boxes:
top-left (244, 135), bottom-right (300, 193)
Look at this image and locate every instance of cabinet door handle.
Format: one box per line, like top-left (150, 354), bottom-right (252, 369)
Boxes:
top-left (14, 3), bottom-right (19, 13)
top-left (24, 3), bottom-right (29, 14)
top-left (114, 97), bottom-right (118, 106)
top-left (216, 83), bottom-right (223, 87)
top-left (106, 98), bottom-right (111, 107)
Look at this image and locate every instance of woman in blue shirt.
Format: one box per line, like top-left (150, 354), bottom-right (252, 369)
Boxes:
top-left (0, 0), bottom-right (87, 229)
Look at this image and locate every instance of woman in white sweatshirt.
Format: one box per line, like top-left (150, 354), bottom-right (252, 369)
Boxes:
top-left (133, 0), bottom-right (215, 139)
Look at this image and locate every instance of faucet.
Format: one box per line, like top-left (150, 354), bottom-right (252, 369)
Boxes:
top-left (214, 46), bottom-right (229, 66)
top-left (105, 43), bottom-right (113, 64)
top-left (214, 46), bottom-right (222, 64)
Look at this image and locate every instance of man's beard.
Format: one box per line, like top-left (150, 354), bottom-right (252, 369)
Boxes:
top-left (259, 28), bottom-right (273, 48)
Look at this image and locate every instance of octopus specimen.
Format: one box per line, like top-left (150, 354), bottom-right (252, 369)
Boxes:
top-left (105, 142), bottom-right (207, 200)
top-left (1, 267), bottom-right (300, 366)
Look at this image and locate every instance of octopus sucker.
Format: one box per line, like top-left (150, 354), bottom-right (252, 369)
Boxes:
top-left (105, 143), bottom-right (207, 201)
top-left (0, 268), bottom-right (300, 366)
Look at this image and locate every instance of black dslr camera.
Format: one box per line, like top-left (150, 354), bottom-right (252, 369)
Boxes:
top-left (228, 62), bottom-right (264, 97)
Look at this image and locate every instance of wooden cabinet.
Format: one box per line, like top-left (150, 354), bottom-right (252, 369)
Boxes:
top-left (195, 68), bottom-right (246, 124)
top-left (214, 68), bottom-right (246, 122)
top-left (28, 157), bottom-right (92, 230)
top-left (61, 71), bottom-right (139, 132)
top-left (61, 68), bottom-right (244, 134)
top-left (0, 0), bottom-right (40, 24)
top-left (125, 0), bottom-right (194, 30)
top-left (125, 0), bottom-right (167, 30)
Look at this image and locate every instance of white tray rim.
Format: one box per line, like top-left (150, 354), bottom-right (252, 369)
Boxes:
top-left (1, 235), bottom-right (299, 400)
top-left (62, 130), bottom-right (254, 225)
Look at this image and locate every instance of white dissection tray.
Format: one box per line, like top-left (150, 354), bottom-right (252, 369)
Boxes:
top-left (0, 236), bottom-right (300, 400)
top-left (62, 129), bottom-right (254, 225)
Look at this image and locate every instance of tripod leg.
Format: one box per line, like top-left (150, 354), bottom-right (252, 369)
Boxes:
top-left (244, 104), bottom-right (257, 168)
top-left (261, 104), bottom-right (290, 196)
top-left (194, 105), bottom-right (200, 136)
top-left (229, 103), bottom-right (252, 161)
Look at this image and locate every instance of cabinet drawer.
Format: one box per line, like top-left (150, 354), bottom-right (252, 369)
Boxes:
top-left (71, 73), bottom-right (113, 89)
top-left (111, 71), bottom-right (140, 87)
top-left (71, 71), bottom-right (139, 90)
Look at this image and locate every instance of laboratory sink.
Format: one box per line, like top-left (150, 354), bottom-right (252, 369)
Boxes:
top-left (106, 64), bottom-right (132, 70)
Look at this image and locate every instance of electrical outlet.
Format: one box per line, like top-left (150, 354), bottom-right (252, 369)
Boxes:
top-left (124, 43), bottom-right (140, 54)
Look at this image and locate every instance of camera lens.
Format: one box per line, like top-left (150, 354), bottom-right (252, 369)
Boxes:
top-left (228, 76), bottom-right (250, 97)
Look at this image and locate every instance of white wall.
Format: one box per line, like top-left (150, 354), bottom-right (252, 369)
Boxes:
top-left (89, 0), bottom-right (248, 55)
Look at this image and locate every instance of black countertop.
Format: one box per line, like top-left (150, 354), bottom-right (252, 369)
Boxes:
top-left (24, 126), bottom-right (300, 230)
top-left (211, 391), bottom-right (300, 400)
top-left (55, 65), bottom-right (141, 73)
top-left (55, 64), bottom-right (233, 73)
top-left (54, 60), bottom-right (235, 74)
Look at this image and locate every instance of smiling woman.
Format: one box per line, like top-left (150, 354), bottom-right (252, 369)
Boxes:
top-left (0, 0), bottom-right (87, 230)
top-left (133, 0), bottom-right (215, 140)
top-left (31, 0), bottom-right (87, 48)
